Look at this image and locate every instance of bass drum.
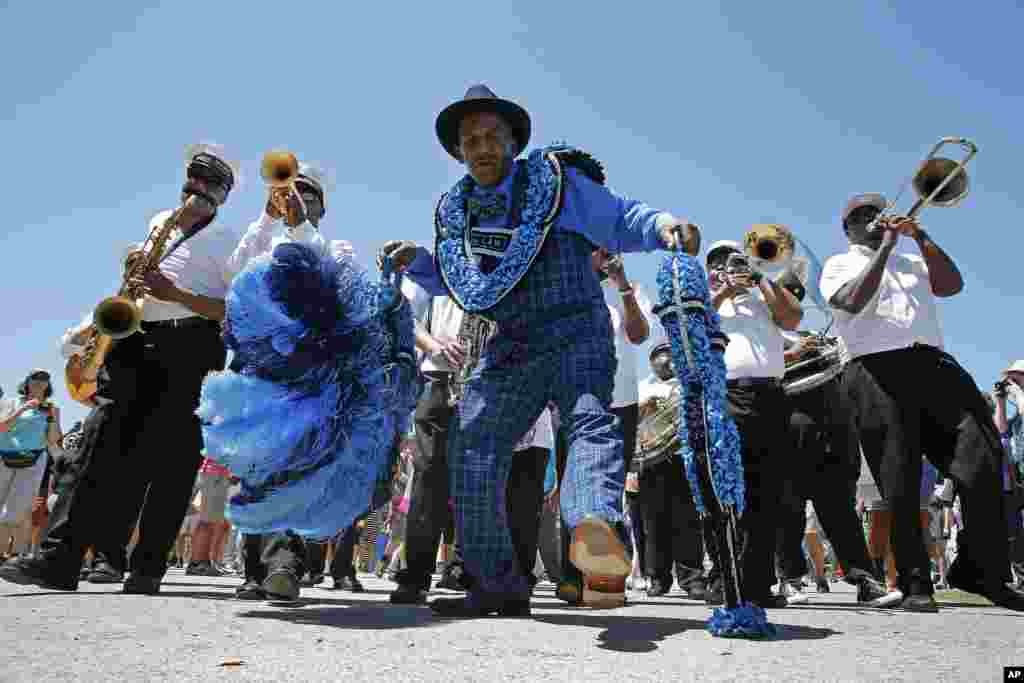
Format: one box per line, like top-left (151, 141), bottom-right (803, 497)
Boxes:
top-left (782, 337), bottom-right (843, 396)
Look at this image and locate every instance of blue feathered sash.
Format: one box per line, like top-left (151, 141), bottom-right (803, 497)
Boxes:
top-left (654, 252), bottom-right (774, 639)
top-left (197, 243), bottom-right (417, 539)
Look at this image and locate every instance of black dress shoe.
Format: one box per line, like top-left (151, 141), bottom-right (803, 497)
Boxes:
top-left (235, 580), bottom-right (267, 600)
top-left (0, 554), bottom-right (78, 591)
top-left (751, 594), bottom-right (788, 609)
top-left (262, 570), bottom-right (300, 602)
top-left (333, 575), bottom-right (365, 593)
top-left (430, 596), bottom-right (531, 618)
top-left (390, 583), bottom-right (428, 604)
top-left (86, 560), bottom-right (124, 584)
top-left (856, 575), bottom-right (890, 604)
top-left (123, 574), bottom-right (161, 595)
top-left (900, 593), bottom-right (939, 613)
top-left (646, 578), bottom-right (670, 597)
top-left (681, 583), bottom-right (709, 602)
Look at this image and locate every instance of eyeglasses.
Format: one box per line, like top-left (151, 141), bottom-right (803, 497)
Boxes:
top-left (29, 373), bottom-right (50, 381)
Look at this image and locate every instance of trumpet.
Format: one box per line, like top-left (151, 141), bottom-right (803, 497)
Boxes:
top-left (872, 137), bottom-right (977, 230)
top-left (261, 149), bottom-right (300, 217)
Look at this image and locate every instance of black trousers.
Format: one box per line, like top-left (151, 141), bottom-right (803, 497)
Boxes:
top-left (705, 381), bottom-right (789, 601)
top-left (775, 379), bottom-right (876, 583)
top-left (394, 374), bottom-right (456, 589)
top-left (638, 457), bottom-right (706, 588)
top-left (843, 346), bottom-right (1010, 595)
top-left (44, 321), bottom-right (225, 580)
top-left (559, 403), bottom-right (638, 586)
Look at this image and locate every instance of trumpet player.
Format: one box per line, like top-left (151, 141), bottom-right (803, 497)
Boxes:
top-left (227, 153), bottom-right (353, 279)
top-left (706, 236), bottom-right (801, 608)
top-left (821, 192), bottom-right (1024, 611)
top-left (223, 154), bottom-right (357, 603)
top-left (0, 144), bottom-right (236, 594)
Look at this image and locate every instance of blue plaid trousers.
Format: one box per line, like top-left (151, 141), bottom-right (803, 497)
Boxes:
top-left (450, 307), bottom-right (624, 598)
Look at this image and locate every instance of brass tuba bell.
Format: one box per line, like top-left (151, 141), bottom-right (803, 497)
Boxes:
top-left (743, 223), bottom-right (795, 268)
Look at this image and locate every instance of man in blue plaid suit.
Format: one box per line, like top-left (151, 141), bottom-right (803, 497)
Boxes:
top-left (384, 84), bottom-right (699, 617)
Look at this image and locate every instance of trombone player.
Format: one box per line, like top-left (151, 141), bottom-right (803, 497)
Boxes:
top-left (0, 143), bottom-right (237, 594)
top-left (821, 186), bottom-right (1024, 612)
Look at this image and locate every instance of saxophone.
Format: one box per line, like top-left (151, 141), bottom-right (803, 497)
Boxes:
top-left (448, 311), bottom-right (496, 408)
top-left (64, 208), bottom-right (186, 405)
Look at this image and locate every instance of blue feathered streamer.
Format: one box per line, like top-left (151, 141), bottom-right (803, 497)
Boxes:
top-left (707, 604), bottom-right (775, 639)
top-left (653, 253), bottom-right (745, 513)
top-left (654, 252), bottom-right (774, 639)
top-left (197, 242), bottom-right (417, 539)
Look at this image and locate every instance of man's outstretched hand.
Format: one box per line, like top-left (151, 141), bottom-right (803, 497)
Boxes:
top-left (377, 240), bottom-right (419, 272)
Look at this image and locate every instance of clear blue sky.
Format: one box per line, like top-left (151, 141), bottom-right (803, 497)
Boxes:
top-left (2, 2), bottom-right (1022, 428)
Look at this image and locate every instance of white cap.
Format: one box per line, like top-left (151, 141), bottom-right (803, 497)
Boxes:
top-left (705, 240), bottom-right (741, 265)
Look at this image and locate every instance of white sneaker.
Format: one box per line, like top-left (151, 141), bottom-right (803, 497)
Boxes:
top-left (783, 582), bottom-right (809, 605)
top-left (868, 589), bottom-right (905, 608)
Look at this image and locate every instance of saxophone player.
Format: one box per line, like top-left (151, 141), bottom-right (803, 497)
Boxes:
top-left (1, 143), bottom-right (237, 595)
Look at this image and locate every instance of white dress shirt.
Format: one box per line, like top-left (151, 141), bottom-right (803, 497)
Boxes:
top-left (602, 281), bottom-right (654, 408)
top-left (59, 218), bottom-right (236, 359)
top-left (142, 222), bottom-right (237, 322)
top-left (638, 374), bottom-right (679, 403)
top-left (819, 244), bottom-right (944, 360)
top-left (717, 291), bottom-right (786, 380)
top-left (227, 212), bottom-right (354, 281)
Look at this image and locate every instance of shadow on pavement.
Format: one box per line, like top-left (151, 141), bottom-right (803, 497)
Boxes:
top-left (236, 602), bottom-right (444, 630)
top-left (531, 613), bottom-right (838, 652)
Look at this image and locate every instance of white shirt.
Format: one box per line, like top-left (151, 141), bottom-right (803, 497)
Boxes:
top-left (416, 296), bottom-right (467, 374)
top-left (638, 374), bottom-right (678, 403)
top-left (717, 291), bottom-right (786, 380)
top-left (227, 212), bottom-right (354, 281)
top-left (142, 222), bottom-right (238, 322)
top-left (602, 281), bottom-right (654, 407)
top-left (819, 244), bottom-right (944, 360)
top-left (59, 219), bottom-right (237, 358)
top-left (515, 408), bottom-right (554, 452)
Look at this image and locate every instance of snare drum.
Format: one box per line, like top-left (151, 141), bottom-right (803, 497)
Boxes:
top-left (782, 338), bottom-right (843, 396)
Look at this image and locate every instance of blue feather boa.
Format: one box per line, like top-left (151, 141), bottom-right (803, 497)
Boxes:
top-left (653, 253), bottom-right (744, 513)
top-left (436, 146), bottom-right (565, 312)
top-left (197, 243), bottom-right (417, 538)
top-left (654, 252), bottom-right (775, 639)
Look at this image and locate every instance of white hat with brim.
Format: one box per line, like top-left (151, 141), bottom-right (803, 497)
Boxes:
top-left (705, 240), bottom-right (742, 266)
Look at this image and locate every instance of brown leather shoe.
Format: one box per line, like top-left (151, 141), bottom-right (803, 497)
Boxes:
top-left (569, 517), bottom-right (630, 608)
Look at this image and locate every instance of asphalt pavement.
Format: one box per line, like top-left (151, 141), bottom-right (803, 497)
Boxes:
top-left (2, 571), bottom-right (1022, 682)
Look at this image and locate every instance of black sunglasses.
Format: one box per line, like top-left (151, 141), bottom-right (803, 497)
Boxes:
top-left (30, 373), bottom-right (50, 381)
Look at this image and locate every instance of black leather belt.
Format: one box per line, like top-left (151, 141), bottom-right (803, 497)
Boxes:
top-left (141, 316), bottom-right (218, 331)
top-left (727, 377), bottom-right (781, 389)
top-left (422, 370), bottom-right (454, 383)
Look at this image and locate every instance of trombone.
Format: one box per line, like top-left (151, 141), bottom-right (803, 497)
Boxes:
top-left (875, 137), bottom-right (977, 227)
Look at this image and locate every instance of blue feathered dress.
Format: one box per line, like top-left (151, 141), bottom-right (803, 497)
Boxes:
top-left (196, 242), bottom-right (417, 539)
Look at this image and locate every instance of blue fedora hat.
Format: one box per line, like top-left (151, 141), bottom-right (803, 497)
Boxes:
top-left (436, 84), bottom-right (531, 161)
